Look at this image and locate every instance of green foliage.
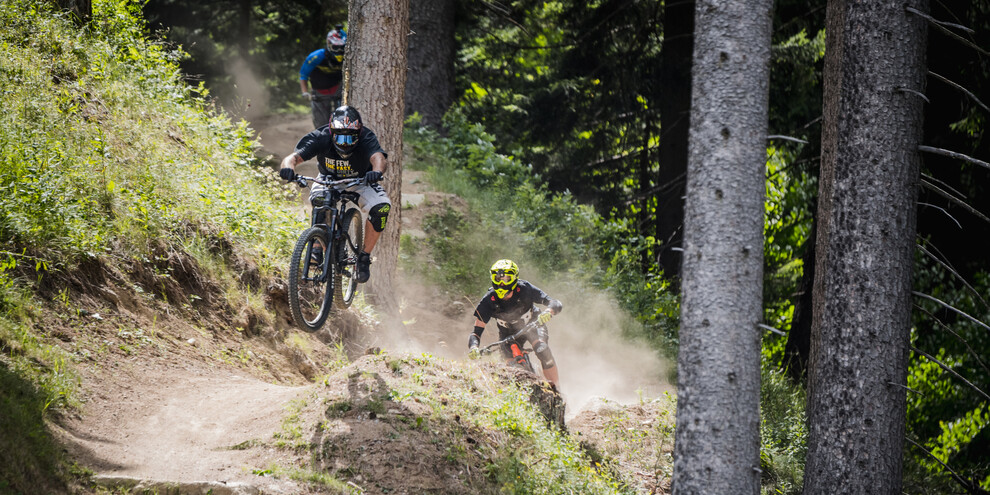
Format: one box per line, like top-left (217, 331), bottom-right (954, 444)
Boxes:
top-left (141, 0), bottom-right (348, 112)
top-left (0, 0), bottom-right (300, 273)
top-left (906, 252), bottom-right (990, 491)
top-left (0, 0), bottom-right (305, 489)
top-left (404, 113), bottom-right (679, 348)
top-left (759, 365), bottom-right (807, 494)
top-left (762, 145), bottom-right (817, 364)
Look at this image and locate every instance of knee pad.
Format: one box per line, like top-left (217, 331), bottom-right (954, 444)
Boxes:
top-left (369, 203), bottom-right (390, 232)
top-left (534, 340), bottom-right (555, 369)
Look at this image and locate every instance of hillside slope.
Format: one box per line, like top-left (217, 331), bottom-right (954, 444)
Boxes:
top-left (26, 113), bottom-right (675, 495)
top-left (0, 3), bottom-right (676, 492)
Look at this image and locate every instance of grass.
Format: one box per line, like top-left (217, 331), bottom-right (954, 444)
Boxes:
top-left (0, 0), bottom-right (308, 489)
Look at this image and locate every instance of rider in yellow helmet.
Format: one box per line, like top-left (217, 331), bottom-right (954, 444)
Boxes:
top-left (468, 259), bottom-right (563, 388)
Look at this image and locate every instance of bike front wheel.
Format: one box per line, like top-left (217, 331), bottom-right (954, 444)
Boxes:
top-left (288, 226), bottom-right (333, 331)
top-left (334, 208), bottom-right (364, 309)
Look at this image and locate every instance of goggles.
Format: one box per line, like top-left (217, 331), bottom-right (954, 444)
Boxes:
top-left (490, 269), bottom-right (517, 286)
top-left (333, 133), bottom-right (356, 148)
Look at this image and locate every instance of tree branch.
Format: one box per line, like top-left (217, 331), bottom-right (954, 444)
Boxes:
top-left (911, 346), bottom-right (990, 403)
top-left (904, 437), bottom-right (990, 495)
top-left (916, 240), bottom-right (989, 310)
top-left (929, 71), bottom-right (990, 113)
top-left (919, 145), bottom-right (990, 172)
top-left (757, 323), bottom-right (786, 336)
top-left (913, 291), bottom-right (990, 334)
top-left (914, 303), bottom-right (990, 377)
top-left (905, 6), bottom-right (989, 56)
top-left (766, 135), bottom-right (808, 144)
top-left (919, 178), bottom-right (990, 225)
top-left (896, 86), bottom-right (930, 102)
top-left (917, 201), bottom-right (962, 229)
top-left (922, 172), bottom-right (969, 201)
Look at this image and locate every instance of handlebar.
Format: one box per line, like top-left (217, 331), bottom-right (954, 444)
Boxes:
top-left (478, 311), bottom-right (551, 356)
top-left (291, 174), bottom-right (374, 189)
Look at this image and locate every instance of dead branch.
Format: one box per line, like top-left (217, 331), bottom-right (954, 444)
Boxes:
top-left (922, 172), bottom-right (968, 200)
top-left (905, 6), bottom-right (989, 56)
top-left (913, 291), bottom-right (990, 334)
top-left (919, 145), bottom-right (990, 172)
top-left (757, 323), bottom-right (786, 336)
top-left (905, 437), bottom-right (990, 495)
top-left (916, 240), bottom-right (989, 310)
top-left (896, 87), bottom-right (930, 102)
top-left (914, 303), bottom-right (990, 376)
top-left (929, 71), bottom-right (990, 113)
top-left (911, 346), bottom-right (990, 403)
top-left (917, 201), bottom-right (962, 229)
top-left (919, 178), bottom-right (990, 225)
top-left (767, 135), bottom-right (809, 145)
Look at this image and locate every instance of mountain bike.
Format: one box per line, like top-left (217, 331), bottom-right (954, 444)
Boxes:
top-left (478, 312), bottom-right (551, 375)
top-left (287, 175), bottom-right (365, 331)
top-left (478, 312), bottom-right (565, 426)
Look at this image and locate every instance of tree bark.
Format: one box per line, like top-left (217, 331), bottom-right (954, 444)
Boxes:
top-left (657, 0), bottom-right (694, 285)
top-left (346, 0), bottom-right (409, 322)
top-left (784, 216), bottom-right (816, 381)
top-left (803, 1), bottom-right (927, 493)
top-left (404, 0), bottom-right (455, 130)
top-left (671, 0), bottom-right (772, 492)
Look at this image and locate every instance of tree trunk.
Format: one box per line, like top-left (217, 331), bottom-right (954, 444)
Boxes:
top-left (803, 0), bottom-right (927, 493)
top-left (404, 0), bottom-right (455, 130)
top-left (54, 0), bottom-right (90, 21)
top-left (671, 0), bottom-right (772, 492)
top-left (784, 215), bottom-right (816, 381)
top-left (346, 0), bottom-right (409, 322)
top-left (656, 0), bottom-right (694, 285)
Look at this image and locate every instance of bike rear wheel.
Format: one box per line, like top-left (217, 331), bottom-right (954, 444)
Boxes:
top-left (288, 226), bottom-right (333, 331)
top-left (334, 208), bottom-right (364, 309)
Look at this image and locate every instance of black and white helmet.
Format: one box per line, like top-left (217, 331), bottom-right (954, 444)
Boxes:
top-left (329, 105), bottom-right (361, 158)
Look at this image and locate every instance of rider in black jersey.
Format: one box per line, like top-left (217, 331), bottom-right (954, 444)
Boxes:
top-left (468, 259), bottom-right (562, 388)
top-left (278, 105), bottom-right (391, 284)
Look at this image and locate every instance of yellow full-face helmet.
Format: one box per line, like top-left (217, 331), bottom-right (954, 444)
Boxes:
top-left (490, 259), bottom-right (519, 299)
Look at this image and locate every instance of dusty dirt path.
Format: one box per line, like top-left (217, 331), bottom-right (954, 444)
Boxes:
top-left (57, 111), bottom-right (672, 494)
top-left (60, 354), bottom-right (314, 494)
top-left (249, 111), bottom-right (675, 414)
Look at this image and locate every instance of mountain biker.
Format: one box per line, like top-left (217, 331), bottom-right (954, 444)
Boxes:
top-left (299, 25), bottom-right (346, 129)
top-left (278, 105), bottom-right (390, 284)
top-left (468, 259), bottom-right (563, 389)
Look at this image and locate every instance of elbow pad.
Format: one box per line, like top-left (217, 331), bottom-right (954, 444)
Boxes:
top-left (547, 299), bottom-right (563, 314)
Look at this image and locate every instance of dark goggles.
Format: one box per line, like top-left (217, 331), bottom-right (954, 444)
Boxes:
top-left (333, 133), bottom-right (356, 148)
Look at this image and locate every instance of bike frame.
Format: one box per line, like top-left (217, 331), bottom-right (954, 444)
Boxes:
top-left (480, 313), bottom-right (551, 371)
top-left (296, 175), bottom-right (363, 283)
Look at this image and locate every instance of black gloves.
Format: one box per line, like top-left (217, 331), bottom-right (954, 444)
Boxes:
top-left (279, 167), bottom-right (296, 181)
top-left (468, 334), bottom-right (481, 360)
top-left (365, 170), bottom-right (383, 184)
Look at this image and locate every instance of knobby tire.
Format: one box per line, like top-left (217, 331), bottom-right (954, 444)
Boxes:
top-left (288, 226), bottom-right (333, 332)
top-left (334, 208), bottom-right (363, 309)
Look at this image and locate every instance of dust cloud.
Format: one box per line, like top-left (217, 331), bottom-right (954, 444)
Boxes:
top-left (250, 115), bottom-right (676, 421)
top-left (520, 272), bottom-right (675, 417)
top-left (225, 56), bottom-right (270, 122)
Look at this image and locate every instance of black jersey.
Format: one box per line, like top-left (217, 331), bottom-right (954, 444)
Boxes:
top-left (293, 125), bottom-right (388, 179)
top-left (474, 280), bottom-right (554, 338)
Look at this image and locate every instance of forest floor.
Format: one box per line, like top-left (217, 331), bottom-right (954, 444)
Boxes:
top-left (43, 111), bottom-right (673, 494)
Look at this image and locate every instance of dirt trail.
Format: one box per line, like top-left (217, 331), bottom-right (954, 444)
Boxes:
top-left (56, 111), bottom-right (671, 493)
top-left (60, 354), bottom-right (312, 493)
top-left (249, 111), bottom-right (674, 413)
